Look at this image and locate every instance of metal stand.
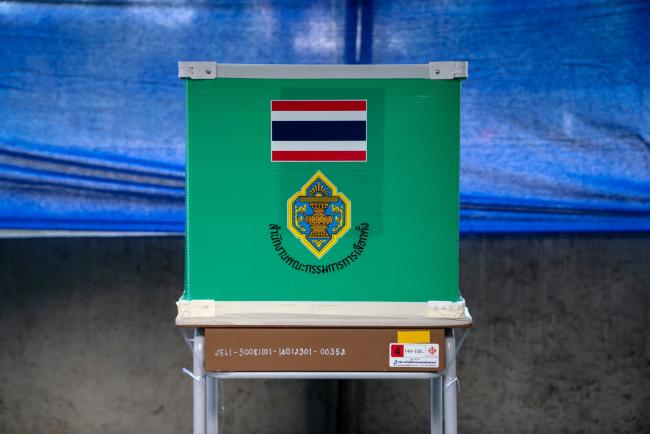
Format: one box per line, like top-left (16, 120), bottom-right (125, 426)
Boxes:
top-left (183, 328), bottom-right (459, 434)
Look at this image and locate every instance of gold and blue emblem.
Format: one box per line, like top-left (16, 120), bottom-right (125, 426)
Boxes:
top-left (287, 171), bottom-right (351, 259)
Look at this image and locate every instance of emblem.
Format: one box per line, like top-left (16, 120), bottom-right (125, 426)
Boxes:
top-left (287, 171), bottom-right (351, 259)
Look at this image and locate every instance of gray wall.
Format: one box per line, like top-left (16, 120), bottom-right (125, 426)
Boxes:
top-left (0, 235), bottom-right (648, 433)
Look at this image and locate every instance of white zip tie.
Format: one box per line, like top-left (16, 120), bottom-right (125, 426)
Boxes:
top-left (445, 376), bottom-right (461, 392)
top-left (182, 367), bottom-right (202, 382)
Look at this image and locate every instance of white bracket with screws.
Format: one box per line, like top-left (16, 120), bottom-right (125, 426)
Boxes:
top-left (178, 61), bottom-right (217, 79)
top-left (428, 61), bottom-right (468, 79)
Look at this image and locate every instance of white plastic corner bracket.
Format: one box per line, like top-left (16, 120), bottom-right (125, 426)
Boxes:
top-left (178, 61), bottom-right (217, 79)
top-left (428, 61), bottom-right (468, 79)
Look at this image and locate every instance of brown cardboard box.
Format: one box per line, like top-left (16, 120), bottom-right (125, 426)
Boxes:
top-left (204, 328), bottom-right (445, 372)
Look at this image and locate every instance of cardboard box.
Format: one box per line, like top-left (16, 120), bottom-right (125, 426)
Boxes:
top-left (204, 328), bottom-right (446, 372)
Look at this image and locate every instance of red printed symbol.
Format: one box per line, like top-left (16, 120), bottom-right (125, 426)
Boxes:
top-left (428, 346), bottom-right (437, 355)
top-left (390, 344), bottom-right (404, 357)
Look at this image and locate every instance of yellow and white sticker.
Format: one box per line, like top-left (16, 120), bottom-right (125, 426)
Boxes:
top-left (389, 343), bottom-right (439, 368)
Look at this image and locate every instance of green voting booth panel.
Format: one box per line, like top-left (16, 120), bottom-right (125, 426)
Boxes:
top-left (181, 63), bottom-right (466, 303)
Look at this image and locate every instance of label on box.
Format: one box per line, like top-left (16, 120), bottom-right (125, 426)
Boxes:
top-left (389, 343), bottom-right (439, 368)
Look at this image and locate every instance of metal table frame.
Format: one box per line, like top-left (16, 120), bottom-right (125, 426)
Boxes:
top-left (183, 328), bottom-right (461, 434)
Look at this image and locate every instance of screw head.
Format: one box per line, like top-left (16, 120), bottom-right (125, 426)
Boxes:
top-left (206, 69), bottom-right (212, 74)
top-left (435, 69), bottom-right (440, 75)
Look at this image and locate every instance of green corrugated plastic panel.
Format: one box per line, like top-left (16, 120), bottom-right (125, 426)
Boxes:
top-left (184, 78), bottom-right (460, 302)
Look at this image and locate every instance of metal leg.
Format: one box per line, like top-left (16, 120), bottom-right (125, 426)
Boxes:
top-left (206, 376), bottom-right (220, 434)
top-left (443, 329), bottom-right (457, 434)
top-left (193, 328), bottom-right (206, 434)
top-left (430, 376), bottom-right (443, 434)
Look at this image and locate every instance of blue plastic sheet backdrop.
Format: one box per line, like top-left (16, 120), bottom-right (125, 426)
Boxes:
top-left (0, 0), bottom-right (648, 233)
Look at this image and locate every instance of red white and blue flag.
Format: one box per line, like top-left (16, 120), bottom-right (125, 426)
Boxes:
top-left (271, 100), bottom-right (367, 162)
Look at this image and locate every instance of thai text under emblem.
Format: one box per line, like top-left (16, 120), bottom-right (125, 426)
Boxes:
top-left (287, 171), bottom-right (351, 259)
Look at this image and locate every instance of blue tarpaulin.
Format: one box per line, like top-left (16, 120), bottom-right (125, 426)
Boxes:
top-left (0, 0), bottom-right (648, 233)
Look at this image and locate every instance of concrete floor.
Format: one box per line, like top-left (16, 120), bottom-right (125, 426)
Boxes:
top-left (0, 234), bottom-right (648, 433)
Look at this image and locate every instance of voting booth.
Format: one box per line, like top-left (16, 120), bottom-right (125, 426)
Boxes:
top-left (177, 62), bottom-right (471, 434)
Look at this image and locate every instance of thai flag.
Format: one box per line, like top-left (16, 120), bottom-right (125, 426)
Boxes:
top-left (271, 100), bottom-right (367, 162)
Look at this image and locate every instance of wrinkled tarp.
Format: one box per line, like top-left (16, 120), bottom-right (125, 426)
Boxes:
top-left (0, 0), bottom-right (648, 233)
